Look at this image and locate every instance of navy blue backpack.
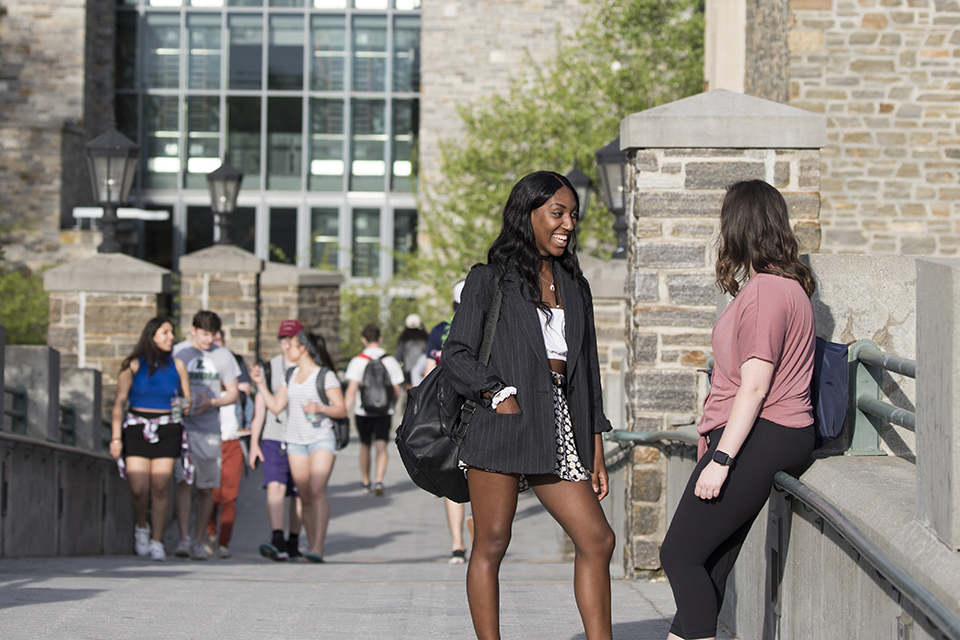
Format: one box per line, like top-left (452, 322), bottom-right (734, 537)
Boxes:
top-left (811, 337), bottom-right (849, 448)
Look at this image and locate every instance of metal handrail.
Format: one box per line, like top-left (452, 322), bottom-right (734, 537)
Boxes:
top-left (0, 430), bottom-right (114, 461)
top-left (774, 471), bottom-right (960, 640)
top-left (847, 340), bottom-right (918, 454)
top-left (605, 429), bottom-right (698, 447)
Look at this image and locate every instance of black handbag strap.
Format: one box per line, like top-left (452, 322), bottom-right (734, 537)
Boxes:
top-left (453, 272), bottom-right (503, 440)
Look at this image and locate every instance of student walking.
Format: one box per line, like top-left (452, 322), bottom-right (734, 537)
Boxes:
top-left (204, 330), bottom-right (256, 559)
top-left (343, 324), bottom-right (403, 496)
top-left (252, 330), bottom-right (346, 563)
top-left (172, 311), bottom-right (241, 560)
top-left (442, 171), bottom-right (615, 640)
top-left (110, 316), bottom-right (192, 562)
top-left (248, 319), bottom-right (305, 561)
top-left (659, 180), bottom-right (817, 640)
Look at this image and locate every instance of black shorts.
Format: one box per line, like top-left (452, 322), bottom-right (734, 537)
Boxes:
top-left (123, 412), bottom-right (183, 459)
top-left (355, 414), bottom-right (391, 445)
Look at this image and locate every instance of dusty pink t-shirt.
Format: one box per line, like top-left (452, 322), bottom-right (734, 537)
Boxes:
top-left (698, 273), bottom-right (815, 441)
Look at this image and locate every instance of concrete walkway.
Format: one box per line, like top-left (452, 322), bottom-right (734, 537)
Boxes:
top-left (0, 441), bottom-right (730, 640)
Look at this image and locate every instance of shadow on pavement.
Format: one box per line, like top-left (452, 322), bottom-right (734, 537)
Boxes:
top-left (569, 618), bottom-right (672, 640)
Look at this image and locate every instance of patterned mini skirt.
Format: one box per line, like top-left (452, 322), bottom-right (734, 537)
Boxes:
top-left (460, 371), bottom-right (591, 493)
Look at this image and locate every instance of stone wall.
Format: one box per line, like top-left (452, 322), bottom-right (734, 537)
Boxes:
top-left (419, 0), bottom-right (585, 190)
top-left (743, 0), bottom-right (960, 256)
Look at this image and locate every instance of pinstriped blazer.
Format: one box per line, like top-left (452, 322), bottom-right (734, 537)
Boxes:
top-left (442, 263), bottom-right (612, 475)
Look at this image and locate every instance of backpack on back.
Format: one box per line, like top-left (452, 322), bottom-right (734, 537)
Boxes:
top-left (811, 337), bottom-right (849, 448)
top-left (358, 354), bottom-right (394, 415)
top-left (285, 366), bottom-right (350, 450)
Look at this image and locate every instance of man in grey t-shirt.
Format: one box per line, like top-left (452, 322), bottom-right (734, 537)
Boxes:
top-left (171, 310), bottom-right (240, 560)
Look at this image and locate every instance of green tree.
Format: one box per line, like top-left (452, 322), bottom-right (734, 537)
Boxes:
top-left (410, 0), bottom-right (703, 316)
top-left (0, 266), bottom-right (49, 345)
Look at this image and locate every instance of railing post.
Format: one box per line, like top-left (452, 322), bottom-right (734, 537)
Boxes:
top-left (60, 368), bottom-right (103, 452)
top-left (916, 258), bottom-right (960, 551)
top-left (846, 339), bottom-right (885, 456)
top-left (4, 346), bottom-right (61, 442)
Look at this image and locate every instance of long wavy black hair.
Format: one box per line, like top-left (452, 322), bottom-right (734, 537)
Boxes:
top-left (716, 180), bottom-right (816, 298)
top-left (296, 330), bottom-right (337, 371)
top-left (486, 171), bottom-right (585, 310)
top-left (120, 316), bottom-right (175, 375)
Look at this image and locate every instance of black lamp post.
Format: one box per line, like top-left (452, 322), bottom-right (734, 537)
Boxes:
top-left (595, 136), bottom-right (628, 259)
top-left (206, 160), bottom-right (244, 245)
top-left (84, 127), bottom-right (140, 254)
top-left (565, 160), bottom-right (592, 222)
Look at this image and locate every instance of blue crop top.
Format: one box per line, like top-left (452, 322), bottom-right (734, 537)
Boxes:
top-left (128, 356), bottom-right (181, 411)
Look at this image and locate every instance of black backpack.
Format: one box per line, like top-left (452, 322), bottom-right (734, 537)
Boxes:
top-left (358, 354), bottom-right (394, 415)
top-left (285, 366), bottom-right (350, 450)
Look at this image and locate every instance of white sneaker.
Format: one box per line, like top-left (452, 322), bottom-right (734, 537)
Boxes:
top-left (203, 534), bottom-right (217, 557)
top-left (134, 525), bottom-right (151, 557)
top-left (174, 536), bottom-right (192, 558)
top-left (190, 540), bottom-right (208, 560)
top-left (148, 540), bottom-right (166, 562)
top-left (218, 545), bottom-right (231, 559)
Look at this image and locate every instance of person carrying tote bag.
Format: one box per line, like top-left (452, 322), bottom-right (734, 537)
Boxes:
top-left (441, 170), bottom-right (615, 640)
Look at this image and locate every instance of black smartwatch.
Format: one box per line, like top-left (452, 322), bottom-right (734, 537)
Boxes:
top-left (712, 450), bottom-right (735, 467)
top-left (484, 382), bottom-right (505, 402)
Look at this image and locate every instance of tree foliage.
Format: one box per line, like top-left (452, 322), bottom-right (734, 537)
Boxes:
top-left (0, 266), bottom-right (49, 345)
top-left (409, 0), bottom-right (704, 319)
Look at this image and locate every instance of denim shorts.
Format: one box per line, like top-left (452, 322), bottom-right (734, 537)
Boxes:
top-left (285, 431), bottom-right (336, 457)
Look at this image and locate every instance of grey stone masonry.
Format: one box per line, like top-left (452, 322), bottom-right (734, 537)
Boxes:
top-left (419, 0), bottom-right (585, 199)
top-left (619, 90), bottom-right (825, 574)
top-left (260, 263), bottom-right (344, 366)
top-left (747, 0), bottom-right (960, 256)
top-left (179, 246), bottom-right (263, 361)
top-left (43, 253), bottom-right (172, 417)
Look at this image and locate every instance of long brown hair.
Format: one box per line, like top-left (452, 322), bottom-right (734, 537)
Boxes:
top-left (715, 180), bottom-right (815, 298)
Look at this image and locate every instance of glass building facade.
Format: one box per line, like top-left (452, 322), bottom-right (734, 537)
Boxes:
top-left (115, 0), bottom-right (420, 278)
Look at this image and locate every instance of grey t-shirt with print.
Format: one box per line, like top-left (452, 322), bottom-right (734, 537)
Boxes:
top-left (173, 340), bottom-right (241, 434)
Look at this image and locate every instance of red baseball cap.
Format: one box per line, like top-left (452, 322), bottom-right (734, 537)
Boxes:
top-left (277, 319), bottom-right (304, 339)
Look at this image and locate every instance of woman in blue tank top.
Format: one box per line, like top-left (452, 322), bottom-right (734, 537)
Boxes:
top-left (110, 316), bottom-right (191, 561)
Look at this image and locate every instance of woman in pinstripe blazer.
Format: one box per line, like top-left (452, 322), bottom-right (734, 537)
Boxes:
top-left (442, 171), bottom-right (615, 640)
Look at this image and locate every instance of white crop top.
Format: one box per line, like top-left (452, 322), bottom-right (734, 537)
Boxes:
top-left (539, 308), bottom-right (567, 361)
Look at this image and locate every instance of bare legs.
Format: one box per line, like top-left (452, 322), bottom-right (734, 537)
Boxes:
top-left (265, 481), bottom-right (302, 536)
top-left (445, 498), bottom-right (466, 553)
top-left (288, 449), bottom-right (336, 555)
top-left (125, 456), bottom-right (175, 542)
top-left (465, 469), bottom-right (615, 640)
top-left (359, 439), bottom-right (389, 487)
top-left (176, 481), bottom-right (214, 542)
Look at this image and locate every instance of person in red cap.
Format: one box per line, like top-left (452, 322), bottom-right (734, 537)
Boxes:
top-left (248, 319), bottom-right (305, 561)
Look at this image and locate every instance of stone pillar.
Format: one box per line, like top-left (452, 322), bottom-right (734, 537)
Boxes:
top-left (5, 346), bottom-right (60, 441)
top-left (260, 263), bottom-right (344, 365)
top-left (60, 368), bottom-right (103, 452)
top-left (915, 258), bottom-right (960, 551)
top-left (179, 246), bottom-right (264, 360)
top-left (44, 253), bottom-right (172, 415)
top-left (619, 89), bottom-right (826, 574)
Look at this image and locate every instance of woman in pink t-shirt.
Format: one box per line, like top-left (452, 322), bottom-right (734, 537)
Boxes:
top-left (659, 180), bottom-right (817, 640)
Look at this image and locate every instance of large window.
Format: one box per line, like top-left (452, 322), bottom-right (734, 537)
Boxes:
top-left (116, 0), bottom-right (420, 275)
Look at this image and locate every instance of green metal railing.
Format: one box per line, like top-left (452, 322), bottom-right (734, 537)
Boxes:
top-left (847, 339), bottom-right (916, 456)
top-left (3, 385), bottom-right (27, 434)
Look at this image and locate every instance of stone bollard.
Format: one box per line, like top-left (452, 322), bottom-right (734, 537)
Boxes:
top-left (60, 368), bottom-right (103, 452)
top-left (5, 346), bottom-right (61, 441)
top-left (915, 258), bottom-right (960, 551)
top-left (44, 253), bottom-right (173, 418)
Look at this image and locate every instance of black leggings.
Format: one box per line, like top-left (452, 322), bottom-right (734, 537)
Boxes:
top-left (660, 418), bottom-right (814, 639)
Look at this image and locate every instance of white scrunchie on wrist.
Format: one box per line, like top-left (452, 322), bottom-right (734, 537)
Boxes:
top-left (490, 386), bottom-right (518, 409)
